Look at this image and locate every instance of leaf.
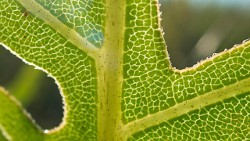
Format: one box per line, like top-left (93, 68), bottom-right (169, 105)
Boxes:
top-left (0, 87), bottom-right (43, 141)
top-left (0, 129), bottom-right (8, 141)
top-left (0, 0), bottom-right (249, 140)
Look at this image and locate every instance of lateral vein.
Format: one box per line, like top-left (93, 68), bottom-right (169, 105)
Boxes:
top-left (122, 77), bottom-right (250, 138)
top-left (16, 0), bottom-right (99, 58)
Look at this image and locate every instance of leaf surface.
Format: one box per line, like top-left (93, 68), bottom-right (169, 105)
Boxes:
top-left (0, 0), bottom-right (249, 140)
top-left (0, 87), bottom-right (43, 141)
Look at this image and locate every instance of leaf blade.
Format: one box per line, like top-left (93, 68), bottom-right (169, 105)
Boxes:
top-left (0, 87), bottom-right (43, 141)
top-left (33, 0), bottom-right (105, 48)
top-left (0, 0), bottom-right (99, 140)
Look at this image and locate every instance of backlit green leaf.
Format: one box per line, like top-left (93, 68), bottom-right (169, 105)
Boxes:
top-left (0, 0), bottom-right (249, 140)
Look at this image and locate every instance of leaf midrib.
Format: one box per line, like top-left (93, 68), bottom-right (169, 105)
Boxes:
top-left (13, 0), bottom-right (250, 140)
top-left (96, 0), bottom-right (125, 140)
top-left (17, 0), bottom-right (127, 140)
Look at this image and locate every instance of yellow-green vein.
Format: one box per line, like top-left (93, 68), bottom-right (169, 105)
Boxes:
top-left (16, 0), bottom-right (99, 58)
top-left (121, 76), bottom-right (250, 139)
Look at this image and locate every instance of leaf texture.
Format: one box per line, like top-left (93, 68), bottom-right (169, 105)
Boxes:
top-left (0, 0), bottom-right (98, 140)
top-left (0, 0), bottom-right (249, 140)
top-left (0, 87), bottom-right (43, 141)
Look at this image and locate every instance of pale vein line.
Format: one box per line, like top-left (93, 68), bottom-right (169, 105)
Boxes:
top-left (96, 0), bottom-right (125, 140)
top-left (16, 0), bottom-right (99, 58)
top-left (121, 77), bottom-right (250, 139)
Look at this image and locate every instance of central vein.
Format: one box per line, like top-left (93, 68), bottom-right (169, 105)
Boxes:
top-left (96, 0), bottom-right (125, 140)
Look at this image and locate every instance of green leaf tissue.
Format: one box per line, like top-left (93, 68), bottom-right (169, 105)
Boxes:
top-left (0, 0), bottom-right (249, 140)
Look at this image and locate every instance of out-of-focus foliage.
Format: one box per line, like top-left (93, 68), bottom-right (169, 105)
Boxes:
top-left (0, 48), bottom-right (62, 129)
top-left (161, 0), bottom-right (250, 69)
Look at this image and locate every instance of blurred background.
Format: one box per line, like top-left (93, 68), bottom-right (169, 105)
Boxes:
top-left (160, 0), bottom-right (250, 69)
top-left (0, 0), bottom-right (249, 130)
